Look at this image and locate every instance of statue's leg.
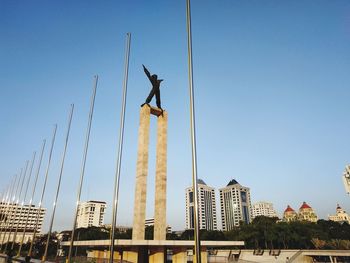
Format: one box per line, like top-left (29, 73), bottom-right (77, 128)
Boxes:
top-left (141, 89), bottom-right (155, 107)
top-left (145, 89), bottom-right (155, 104)
top-left (155, 90), bottom-right (161, 109)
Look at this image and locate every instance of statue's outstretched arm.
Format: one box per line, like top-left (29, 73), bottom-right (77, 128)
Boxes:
top-left (142, 64), bottom-right (152, 80)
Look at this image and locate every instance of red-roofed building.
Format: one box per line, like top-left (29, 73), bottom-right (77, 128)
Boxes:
top-left (283, 205), bottom-right (297, 222)
top-left (298, 202), bottom-right (318, 222)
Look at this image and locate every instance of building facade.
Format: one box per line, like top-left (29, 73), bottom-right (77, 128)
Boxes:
top-left (328, 204), bottom-right (350, 224)
top-left (144, 218), bottom-right (172, 233)
top-left (283, 202), bottom-right (318, 223)
top-left (283, 205), bottom-right (298, 222)
top-left (219, 179), bottom-right (252, 231)
top-left (298, 202), bottom-right (318, 222)
top-left (76, 200), bottom-right (106, 228)
top-left (343, 165), bottom-right (350, 194)
top-left (185, 179), bottom-right (217, 230)
top-left (0, 203), bottom-right (46, 243)
top-left (252, 201), bottom-right (278, 219)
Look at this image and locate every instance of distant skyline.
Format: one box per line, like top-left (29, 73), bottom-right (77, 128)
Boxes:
top-left (1, 0), bottom-right (350, 232)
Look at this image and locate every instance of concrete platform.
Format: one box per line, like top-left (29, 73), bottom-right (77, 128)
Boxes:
top-left (60, 239), bottom-right (245, 248)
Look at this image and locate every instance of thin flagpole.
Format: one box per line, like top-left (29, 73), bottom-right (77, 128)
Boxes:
top-left (3, 164), bottom-right (27, 252)
top-left (11, 152), bottom-right (36, 249)
top-left (43, 104), bottom-right (74, 262)
top-left (109, 32), bottom-right (131, 263)
top-left (1, 173), bottom-right (20, 251)
top-left (28, 125), bottom-right (57, 257)
top-left (17, 140), bottom-right (46, 256)
top-left (67, 76), bottom-right (98, 263)
top-left (0, 176), bottom-right (16, 246)
top-left (0, 179), bottom-right (13, 237)
top-left (186, 0), bottom-right (201, 262)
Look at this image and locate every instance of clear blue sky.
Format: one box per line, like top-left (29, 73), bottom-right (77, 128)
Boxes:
top-left (1, 0), bottom-right (350, 231)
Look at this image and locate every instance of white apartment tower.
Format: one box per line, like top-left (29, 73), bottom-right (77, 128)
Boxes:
top-left (76, 200), bottom-right (106, 228)
top-left (252, 201), bottom-right (278, 219)
top-left (185, 179), bottom-right (217, 230)
top-left (220, 179), bottom-right (252, 231)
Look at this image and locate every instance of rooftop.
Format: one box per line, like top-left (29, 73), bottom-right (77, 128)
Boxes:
top-left (227, 179), bottom-right (239, 186)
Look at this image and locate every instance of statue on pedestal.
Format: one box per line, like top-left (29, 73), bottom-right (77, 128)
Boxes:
top-left (141, 65), bottom-right (164, 110)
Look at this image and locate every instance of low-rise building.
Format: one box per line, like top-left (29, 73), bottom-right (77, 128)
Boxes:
top-left (283, 202), bottom-right (318, 223)
top-left (328, 204), bottom-right (350, 224)
top-left (298, 201), bottom-right (318, 222)
top-left (252, 201), bottom-right (278, 219)
top-left (145, 217), bottom-right (172, 233)
top-left (283, 205), bottom-right (297, 222)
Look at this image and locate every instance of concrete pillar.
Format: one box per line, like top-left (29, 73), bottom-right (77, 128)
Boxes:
top-left (132, 106), bottom-right (151, 240)
top-left (172, 248), bottom-right (187, 263)
top-left (193, 248), bottom-right (208, 263)
top-left (149, 247), bottom-right (166, 263)
top-left (123, 250), bottom-right (139, 263)
top-left (154, 111), bottom-right (168, 240)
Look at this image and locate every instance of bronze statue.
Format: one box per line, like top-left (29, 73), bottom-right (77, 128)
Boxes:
top-left (141, 65), bottom-right (163, 109)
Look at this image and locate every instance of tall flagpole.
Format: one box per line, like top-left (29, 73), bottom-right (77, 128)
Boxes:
top-left (11, 152), bottom-right (36, 249)
top-left (68, 76), bottom-right (98, 263)
top-left (43, 104), bottom-right (74, 262)
top-left (109, 32), bottom-right (131, 263)
top-left (18, 140), bottom-right (46, 256)
top-left (0, 179), bottom-right (13, 237)
top-left (29, 125), bottom-right (57, 257)
top-left (4, 163), bottom-right (28, 252)
top-left (186, 0), bottom-right (201, 262)
top-left (0, 176), bottom-right (16, 248)
top-left (0, 182), bottom-right (10, 234)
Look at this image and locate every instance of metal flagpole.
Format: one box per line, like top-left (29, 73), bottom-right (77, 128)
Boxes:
top-left (0, 183), bottom-right (10, 231)
top-left (28, 125), bottom-right (57, 257)
top-left (109, 32), bottom-right (131, 263)
top-left (43, 104), bottom-right (74, 262)
top-left (186, 0), bottom-right (201, 262)
top-left (11, 152), bottom-right (36, 249)
top-left (0, 175), bottom-right (18, 251)
top-left (5, 162), bottom-right (29, 250)
top-left (67, 76), bottom-right (98, 263)
top-left (3, 164), bottom-right (27, 252)
top-left (0, 179), bottom-right (13, 237)
top-left (18, 140), bottom-right (46, 257)
top-left (0, 176), bottom-right (16, 246)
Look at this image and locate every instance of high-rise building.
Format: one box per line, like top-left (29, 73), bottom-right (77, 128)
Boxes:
top-left (343, 165), bottom-right (350, 194)
top-left (185, 179), bottom-right (217, 230)
top-left (76, 200), bottom-right (106, 228)
top-left (0, 202), bottom-right (46, 243)
top-left (219, 179), bottom-right (252, 231)
top-left (328, 204), bottom-right (350, 224)
top-left (252, 201), bottom-right (278, 219)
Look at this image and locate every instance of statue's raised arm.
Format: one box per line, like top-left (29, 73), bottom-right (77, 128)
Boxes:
top-left (143, 64), bottom-right (152, 81)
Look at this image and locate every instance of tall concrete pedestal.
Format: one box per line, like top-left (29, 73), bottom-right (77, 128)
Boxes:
top-left (132, 105), bottom-right (168, 241)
